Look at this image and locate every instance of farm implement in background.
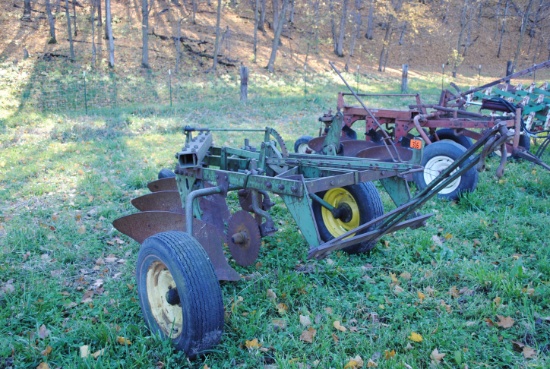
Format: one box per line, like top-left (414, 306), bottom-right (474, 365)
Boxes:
top-left (295, 61), bottom-right (550, 199)
top-left (113, 112), bottom-right (517, 357)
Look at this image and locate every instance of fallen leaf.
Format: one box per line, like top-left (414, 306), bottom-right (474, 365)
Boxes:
top-left (496, 315), bottom-right (515, 328)
top-left (367, 359), bottom-right (378, 367)
top-left (41, 346), bottom-right (52, 356)
top-left (38, 325), bottom-right (50, 339)
top-left (245, 338), bottom-right (261, 349)
top-left (80, 345), bottom-right (90, 358)
top-left (493, 296), bottom-right (501, 306)
top-left (116, 336), bottom-right (132, 345)
top-left (344, 355), bottom-right (364, 368)
top-left (299, 315), bottom-right (312, 327)
top-left (417, 291), bottom-right (426, 302)
top-left (91, 349), bottom-right (105, 359)
top-left (77, 225), bottom-right (86, 234)
top-left (299, 327), bottom-right (316, 343)
top-left (277, 303), bottom-right (288, 314)
top-left (104, 255), bottom-right (117, 263)
top-left (394, 285), bottom-right (404, 294)
top-left (408, 332), bottom-right (423, 342)
top-left (449, 286), bottom-right (460, 298)
top-left (522, 346), bottom-right (536, 359)
top-left (81, 290), bottom-right (94, 303)
top-left (272, 319), bottom-right (287, 330)
top-left (384, 349), bottom-right (396, 359)
top-left (333, 321), bottom-right (347, 332)
top-left (36, 363), bottom-right (50, 369)
top-left (485, 318), bottom-right (495, 326)
top-left (431, 235), bottom-right (443, 246)
top-left (400, 271), bottom-right (411, 280)
top-left (266, 289), bottom-right (277, 300)
top-left (430, 348), bottom-right (446, 363)
top-left (390, 273), bottom-right (399, 284)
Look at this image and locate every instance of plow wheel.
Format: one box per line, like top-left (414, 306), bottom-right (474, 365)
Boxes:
top-left (294, 135), bottom-right (313, 153)
top-left (226, 210), bottom-right (262, 266)
top-left (312, 182), bottom-right (384, 254)
top-left (136, 231), bottom-right (224, 358)
top-left (414, 140), bottom-right (478, 200)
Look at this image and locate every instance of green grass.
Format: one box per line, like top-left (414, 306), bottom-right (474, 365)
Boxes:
top-left (1, 65), bottom-right (549, 369)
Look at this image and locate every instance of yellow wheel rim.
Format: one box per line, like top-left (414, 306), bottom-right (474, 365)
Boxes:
top-left (321, 188), bottom-right (360, 237)
top-left (146, 261), bottom-right (183, 338)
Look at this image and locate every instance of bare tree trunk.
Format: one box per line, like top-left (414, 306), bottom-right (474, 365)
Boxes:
top-left (288, 0), bottom-right (295, 23)
top-left (365, 0), bottom-right (374, 39)
top-left (72, 0), bottom-right (77, 36)
top-left (65, 0), bottom-right (75, 59)
top-left (497, 0), bottom-right (509, 58)
top-left (211, 0), bottom-right (223, 72)
top-left (273, 0), bottom-right (279, 30)
top-left (142, 0), bottom-right (150, 68)
top-left (22, 0), bottom-right (32, 21)
top-left (97, 0), bottom-right (102, 27)
top-left (335, 0), bottom-right (349, 57)
top-left (329, 0), bottom-right (337, 52)
top-left (266, 0), bottom-right (289, 72)
top-left (175, 18), bottom-right (182, 72)
top-left (513, 0), bottom-right (534, 69)
top-left (91, 0), bottom-right (97, 66)
top-left (258, 0), bottom-right (266, 32)
top-left (345, 3), bottom-right (362, 71)
top-left (45, 0), bottom-right (57, 44)
top-left (106, 0), bottom-right (115, 67)
top-left (192, 0), bottom-right (197, 24)
top-left (378, 18), bottom-right (393, 72)
top-left (398, 22), bottom-right (407, 45)
top-left (253, 0), bottom-right (259, 62)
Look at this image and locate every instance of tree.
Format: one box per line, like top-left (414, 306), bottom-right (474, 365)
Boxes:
top-left (345, 0), bottom-right (363, 71)
top-left (253, 0), bottom-right (259, 62)
top-left (142, 0), bottom-right (153, 68)
top-left (106, 0), bottom-right (115, 68)
top-left (91, 0), bottom-right (97, 66)
top-left (266, 0), bottom-right (289, 72)
top-left (496, 0), bottom-right (510, 58)
top-left (365, 0), bottom-right (374, 39)
top-left (72, 0), bottom-right (78, 36)
top-left (335, 0), bottom-right (349, 57)
top-left (65, 0), bottom-right (75, 59)
top-left (513, 0), bottom-right (535, 70)
top-left (211, 0), bottom-right (223, 72)
top-left (45, 0), bottom-right (57, 44)
top-left (22, 0), bottom-right (32, 21)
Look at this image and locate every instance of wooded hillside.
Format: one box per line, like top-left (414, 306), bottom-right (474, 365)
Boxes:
top-left (2, 0), bottom-right (550, 78)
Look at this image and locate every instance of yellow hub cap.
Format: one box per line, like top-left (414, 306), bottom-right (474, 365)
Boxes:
top-left (146, 261), bottom-right (183, 338)
top-left (321, 188), bottom-right (360, 237)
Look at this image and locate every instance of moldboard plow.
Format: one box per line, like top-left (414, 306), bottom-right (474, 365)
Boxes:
top-left (113, 113), bottom-right (517, 357)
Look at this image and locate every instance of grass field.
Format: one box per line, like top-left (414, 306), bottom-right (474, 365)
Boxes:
top-left (1, 65), bottom-right (549, 369)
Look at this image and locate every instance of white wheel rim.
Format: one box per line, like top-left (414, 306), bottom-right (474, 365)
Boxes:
top-left (146, 261), bottom-right (183, 338)
top-left (423, 155), bottom-right (460, 195)
top-left (297, 143), bottom-right (310, 154)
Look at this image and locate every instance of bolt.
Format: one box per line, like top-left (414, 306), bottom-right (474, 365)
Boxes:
top-left (291, 186), bottom-right (298, 193)
top-left (278, 184), bottom-right (285, 190)
top-left (266, 182), bottom-right (272, 189)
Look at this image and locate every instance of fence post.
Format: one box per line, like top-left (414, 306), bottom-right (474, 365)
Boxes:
top-left (240, 64), bottom-right (249, 102)
top-left (441, 64), bottom-right (445, 91)
top-left (303, 64), bottom-right (307, 96)
top-left (401, 64), bottom-right (408, 93)
top-left (169, 69), bottom-right (173, 107)
top-left (356, 65), bottom-right (360, 93)
top-left (477, 65), bottom-right (482, 86)
top-left (505, 60), bottom-right (514, 83)
top-left (83, 71), bottom-right (88, 115)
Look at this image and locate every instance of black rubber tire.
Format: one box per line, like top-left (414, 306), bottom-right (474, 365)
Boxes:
top-left (312, 182), bottom-right (384, 254)
top-left (294, 135), bottom-right (314, 153)
top-left (158, 168), bottom-right (176, 179)
top-left (136, 231), bottom-right (223, 358)
top-left (414, 140), bottom-right (478, 200)
top-left (430, 129), bottom-right (473, 148)
top-left (493, 134), bottom-right (531, 158)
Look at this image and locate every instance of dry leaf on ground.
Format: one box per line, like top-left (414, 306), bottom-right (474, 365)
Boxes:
top-left (496, 315), bottom-right (515, 328)
top-left (430, 348), bottom-right (446, 363)
top-left (245, 338), bottom-right (261, 349)
top-left (408, 332), bottom-right (423, 342)
top-left (344, 355), bottom-right (364, 368)
top-left (116, 336), bottom-right (132, 345)
top-left (333, 321), bottom-right (347, 332)
top-left (299, 314), bottom-right (312, 327)
top-left (80, 345), bottom-right (90, 358)
top-left (300, 327), bottom-right (316, 343)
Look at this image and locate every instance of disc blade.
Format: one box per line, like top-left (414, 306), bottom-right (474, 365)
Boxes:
top-left (147, 177), bottom-right (177, 192)
top-left (131, 191), bottom-right (183, 214)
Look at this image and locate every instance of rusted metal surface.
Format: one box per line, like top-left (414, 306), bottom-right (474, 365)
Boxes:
top-left (131, 191), bottom-right (183, 214)
top-left (113, 211), bottom-right (240, 281)
top-left (226, 210), bottom-right (262, 266)
top-left (147, 177), bottom-right (177, 192)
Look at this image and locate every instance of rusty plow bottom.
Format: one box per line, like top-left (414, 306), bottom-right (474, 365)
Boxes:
top-left (113, 211), bottom-right (240, 282)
